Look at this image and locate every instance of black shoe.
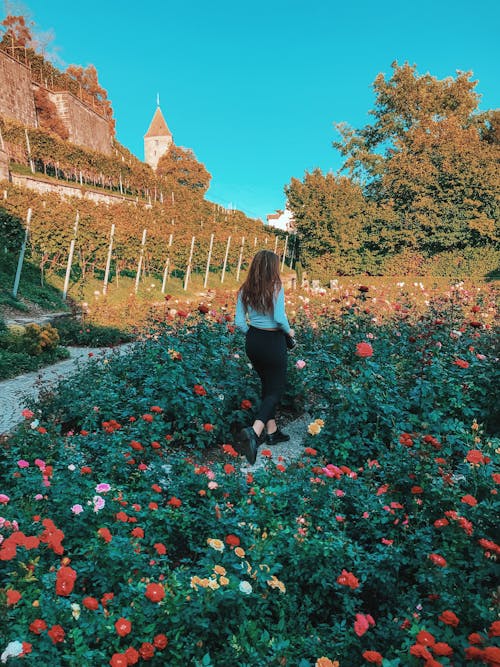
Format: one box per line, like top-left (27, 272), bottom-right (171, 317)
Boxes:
top-left (266, 429), bottom-right (290, 446)
top-left (234, 427), bottom-right (259, 465)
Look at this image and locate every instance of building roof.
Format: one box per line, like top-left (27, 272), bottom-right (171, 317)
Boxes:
top-left (144, 106), bottom-right (172, 138)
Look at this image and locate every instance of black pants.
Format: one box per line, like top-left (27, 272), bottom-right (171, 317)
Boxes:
top-left (245, 326), bottom-right (287, 425)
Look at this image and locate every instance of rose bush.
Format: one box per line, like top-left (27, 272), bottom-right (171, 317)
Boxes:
top-left (1, 280), bottom-right (498, 666)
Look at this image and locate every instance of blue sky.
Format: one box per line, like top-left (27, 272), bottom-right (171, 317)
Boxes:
top-left (3, 0), bottom-right (499, 220)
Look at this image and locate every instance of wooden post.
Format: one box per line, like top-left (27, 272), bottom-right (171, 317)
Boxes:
top-left (236, 236), bottom-right (245, 282)
top-left (203, 232), bottom-right (214, 288)
top-left (0, 124), bottom-right (4, 150)
top-left (25, 129), bottom-right (35, 174)
top-left (12, 208), bottom-right (32, 298)
top-left (102, 223), bottom-right (115, 295)
top-left (281, 235), bottom-right (288, 271)
top-left (289, 234), bottom-right (296, 268)
top-left (183, 235), bottom-right (195, 291)
top-left (254, 236), bottom-right (257, 247)
top-left (135, 229), bottom-right (147, 293)
top-left (119, 173), bottom-right (123, 195)
top-left (63, 212), bottom-right (79, 300)
top-left (274, 236), bottom-right (279, 253)
top-left (161, 233), bottom-right (173, 293)
top-left (221, 235), bottom-right (231, 283)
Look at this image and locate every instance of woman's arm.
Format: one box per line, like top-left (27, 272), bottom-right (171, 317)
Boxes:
top-left (234, 292), bottom-right (249, 333)
top-left (274, 286), bottom-right (291, 333)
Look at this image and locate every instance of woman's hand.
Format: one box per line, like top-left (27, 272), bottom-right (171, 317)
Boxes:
top-left (288, 328), bottom-right (295, 337)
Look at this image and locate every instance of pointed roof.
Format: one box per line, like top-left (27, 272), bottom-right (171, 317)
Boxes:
top-left (144, 106), bottom-right (172, 138)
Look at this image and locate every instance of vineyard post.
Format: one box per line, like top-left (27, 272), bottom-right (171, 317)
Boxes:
top-left (289, 234), bottom-right (296, 268)
top-left (63, 211), bottom-right (79, 300)
top-left (0, 124), bottom-right (4, 150)
top-left (254, 236), bottom-right (257, 247)
top-left (12, 208), bottom-right (32, 298)
top-left (102, 223), bottom-right (115, 295)
top-left (221, 236), bottom-right (231, 283)
top-left (236, 236), bottom-right (245, 282)
top-left (119, 173), bottom-right (123, 195)
top-left (203, 232), bottom-right (214, 288)
top-left (161, 233), bottom-right (173, 293)
top-left (24, 130), bottom-right (35, 174)
top-left (281, 235), bottom-right (288, 271)
top-left (134, 229), bottom-right (147, 294)
top-left (184, 235), bottom-right (195, 291)
top-left (274, 236), bottom-right (279, 253)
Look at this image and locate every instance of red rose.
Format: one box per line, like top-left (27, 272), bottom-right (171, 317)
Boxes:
top-left (241, 399), bottom-right (252, 410)
top-left (429, 553), bottom-right (447, 567)
top-left (154, 542), bottom-right (167, 555)
top-left (29, 619), bottom-right (47, 635)
top-left (6, 589), bottom-right (21, 605)
top-left (337, 569), bottom-right (360, 590)
top-left (139, 642), bottom-right (155, 660)
top-left (439, 610), bottom-right (460, 627)
top-left (193, 384), bottom-right (207, 396)
top-left (355, 341), bottom-right (373, 358)
top-left (433, 642), bottom-right (453, 656)
top-left (153, 634), bottom-right (168, 649)
top-left (48, 624), bottom-right (65, 644)
top-left (124, 647), bottom-right (139, 664)
top-left (114, 617), bottom-right (132, 637)
top-left (83, 596), bottom-right (99, 610)
top-left (145, 583), bottom-right (165, 602)
top-left (109, 653), bottom-right (128, 667)
top-left (167, 497), bottom-right (181, 508)
top-left (416, 630), bottom-right (435, 646)
top-left (98, 527), bottom-right (112, 543)
top-left (225, 534), bottom-right (240, 547)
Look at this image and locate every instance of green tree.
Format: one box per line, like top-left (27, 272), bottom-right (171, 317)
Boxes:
top-left (333, 62), bottom-right (500, 255)
top-left (285, 170), bottom-right (370, 274)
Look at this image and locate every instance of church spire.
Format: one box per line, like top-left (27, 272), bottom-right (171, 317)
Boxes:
top-left (144, 100), bottom-right (173, 170)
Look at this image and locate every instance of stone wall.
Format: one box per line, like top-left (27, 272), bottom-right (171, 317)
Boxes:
top-left (0, 51), bottom-right (37, 127)
top-left (48, 91), bottom-right (112, 155)
top-left (0, 148), bottom-right (9, 181)
top-left (11, 173), bottom-right (134, 205)
top-left (0, 50), bottom-right (113, 156)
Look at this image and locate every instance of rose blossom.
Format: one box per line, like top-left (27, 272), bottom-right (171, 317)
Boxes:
top-left (95, 483), bottom-right (111, 493)
top-left (71, 504), bottom-right (84, 515)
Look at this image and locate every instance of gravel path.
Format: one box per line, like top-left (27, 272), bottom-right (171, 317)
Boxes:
top-left (0, 345), bottom-right (133, 435)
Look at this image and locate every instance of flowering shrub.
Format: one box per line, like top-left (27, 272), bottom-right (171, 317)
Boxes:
top-left (1, 281), bottom-right (499, 665)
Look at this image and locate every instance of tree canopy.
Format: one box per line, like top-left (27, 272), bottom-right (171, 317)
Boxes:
top-left (287, 62), bottom-right (500, 276)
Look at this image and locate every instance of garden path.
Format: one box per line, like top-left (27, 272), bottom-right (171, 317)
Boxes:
top-left (0, 344), bottom-right (134, 435)
top-left (240, 412), bottom-right (313, 471)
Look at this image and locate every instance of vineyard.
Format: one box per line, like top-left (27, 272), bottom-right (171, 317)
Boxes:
top-left (0, 183), bottom-right (285, 300)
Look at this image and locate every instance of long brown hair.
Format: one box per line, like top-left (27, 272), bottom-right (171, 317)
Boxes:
top-left (239, 250), bottom-right (282, 314)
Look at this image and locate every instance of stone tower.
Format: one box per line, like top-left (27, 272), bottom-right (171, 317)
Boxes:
top-left (144, 103), bottom-right (172, 170)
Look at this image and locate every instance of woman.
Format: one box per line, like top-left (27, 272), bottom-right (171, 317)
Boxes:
top-left (234, 250), bottom-right (294, 464)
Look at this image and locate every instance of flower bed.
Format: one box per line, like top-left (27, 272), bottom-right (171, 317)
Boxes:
top-left (1, 281), bottom-right (499, 666)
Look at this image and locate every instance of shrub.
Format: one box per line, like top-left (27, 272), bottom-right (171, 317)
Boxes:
top-left (1, 283), bottom-right (498, 665)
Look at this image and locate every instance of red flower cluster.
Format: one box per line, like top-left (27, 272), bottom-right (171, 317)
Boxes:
top-left (354, 613), bottom-right (375, 637)
top-left (55, 565), bottom-right (77, 596)
top-left (337, 569), bottom-right (359, 589)
top-left (102, 419), bottom-right (122, 433)
top-left (193, 384), bottom-right (207, 396)
top-left (39, 518), bottom-right (65, 555)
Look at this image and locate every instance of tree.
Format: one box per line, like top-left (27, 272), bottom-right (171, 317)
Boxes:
top-left (285, 169), bottom-right (370, 274)
top-left (333, 62), bottom-right (500, 255)
top-left (0, 12), bottom-right (33, 58)
top-left (157, 145), bottom-right (211, 196)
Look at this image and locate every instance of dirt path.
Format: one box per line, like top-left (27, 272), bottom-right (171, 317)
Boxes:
top-left (0, 344), bottom-right (133, 435)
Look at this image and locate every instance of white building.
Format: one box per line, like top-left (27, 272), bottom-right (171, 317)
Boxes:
top-left (266, 206), bottom-right (295, 232)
